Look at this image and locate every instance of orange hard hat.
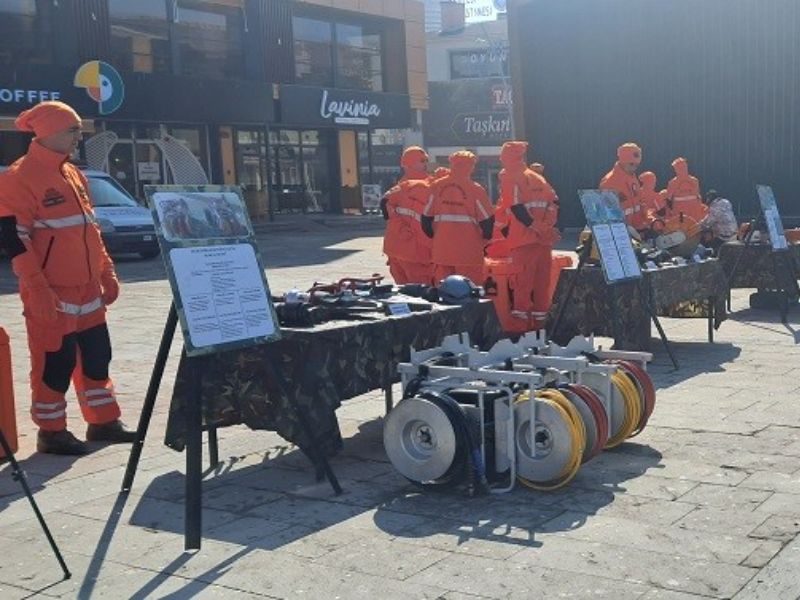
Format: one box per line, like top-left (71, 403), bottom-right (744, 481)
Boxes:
top-left (500, 141), bottom-right (528, 162)
top-left (15, 101), bottom-right (81, 139)
top-left (401, 146), bottom-right (428, 168)
top-left (449, 150), bottom-right (477, 167)
top-left (617, 143), bottom-right (642, 165)
top-left (639, 171), bottom-right (657, 189)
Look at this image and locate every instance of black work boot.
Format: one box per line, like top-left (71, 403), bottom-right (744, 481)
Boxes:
top-left (86, 419), bottom-right (136, 444)
top-left (37, 429), bottom-right (89, 455)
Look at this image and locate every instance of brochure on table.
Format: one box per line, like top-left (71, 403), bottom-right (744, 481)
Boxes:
top-left (757, 185), bottom-right (789, 252)
top-left (145, 185), bottom-right (281, 357)
top-left (579, 189), bottom-right (642, 284)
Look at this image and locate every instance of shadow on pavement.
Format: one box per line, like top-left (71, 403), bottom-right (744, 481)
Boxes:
top-left (118, 417), bottom-right (662, 596)
top-left (647, 340), bottom-right (742, 389)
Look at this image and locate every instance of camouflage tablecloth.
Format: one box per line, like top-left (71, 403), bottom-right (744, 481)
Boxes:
top-left (718, 242), bottom-right (800, 289)
top-left (546, 259), bottom-right (729, 351)
top-left (164, 301), bottom-right (503, 458)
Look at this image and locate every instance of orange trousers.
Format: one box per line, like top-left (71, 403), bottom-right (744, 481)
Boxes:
top-left (510, 244), bottom-right (552, 327)
top-left (433, 264), bottom-right (486, 287)
top-left (22, 281), bottom-right (120, 431)
top-left (387, 258), bottom-right (432, 286)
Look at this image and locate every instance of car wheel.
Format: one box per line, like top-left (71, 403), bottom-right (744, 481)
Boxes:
top-left (139, 250), bottom-right (160, 260)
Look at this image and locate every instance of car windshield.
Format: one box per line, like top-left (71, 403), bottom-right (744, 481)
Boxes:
top-left (87, 176), bottom-right (140, 208)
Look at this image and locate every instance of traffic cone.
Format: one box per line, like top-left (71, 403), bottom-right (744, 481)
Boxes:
top-left (0, 327), bottom-right (19, 459)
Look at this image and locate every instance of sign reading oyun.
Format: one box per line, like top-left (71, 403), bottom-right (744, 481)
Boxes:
top-left (74, 61), bottom-right (125, 115)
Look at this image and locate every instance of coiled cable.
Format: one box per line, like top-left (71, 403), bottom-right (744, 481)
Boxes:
top-left (604, 370), bottom-right (642, 448)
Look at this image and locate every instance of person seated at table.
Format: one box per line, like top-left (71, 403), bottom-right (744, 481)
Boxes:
top-left (666, 157), bottom-right (708, 222)
top-left (700, 189), bottom-right (738, 252)
top-left (639, 171), bottom-right (668, 215)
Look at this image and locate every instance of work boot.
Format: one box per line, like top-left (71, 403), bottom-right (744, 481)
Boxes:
top-left (37, 429), bottom-right (89, 455)
top-left (86, 419), bottom-right (137, 444)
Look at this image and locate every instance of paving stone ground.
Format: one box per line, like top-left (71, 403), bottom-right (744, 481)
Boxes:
top-left (2, 225), bottom-right (800, 599)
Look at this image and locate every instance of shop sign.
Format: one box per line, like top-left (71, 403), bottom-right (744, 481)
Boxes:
top-left (0, 88), bottom-right (61, 105)
top-left (281, 85), bottom-right (411, 129)
top-left (465, 0), bottom-right (507, 24)
top-left (423, 78), bottom-right (514, 147)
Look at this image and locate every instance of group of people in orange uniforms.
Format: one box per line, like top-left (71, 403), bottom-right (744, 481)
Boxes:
top-left (0, 101), bottom-right (135, 455)
top-left (381, 141), bottom-right (560, 330)
top-left (599, 142), bottom-right (708, 237)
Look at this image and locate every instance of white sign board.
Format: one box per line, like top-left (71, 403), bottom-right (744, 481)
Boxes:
top-left (361, 184), bottom-right (383, 211)
top-left (465, 0), bottom-right (507, 23)
top-left (757, 185), bottom-right (788, 252)
top-left (580, 189), bottom-right (642, 284)
top-left (137, 162), bottom-right (161, 181)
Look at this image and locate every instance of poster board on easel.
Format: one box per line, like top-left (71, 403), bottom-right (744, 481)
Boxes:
top-left (757, 185), bottom-right (789, 253)
top-left (145, 185), bottom-right (281, 356)
top-left (579, 189), bottom-right (642, 285)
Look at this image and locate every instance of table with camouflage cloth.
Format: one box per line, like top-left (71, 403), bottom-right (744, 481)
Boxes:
top-left (717, 242), bottom-right (800, 289)
top-left (546, 259), bottom-right (729, 351)
top-left (164, 300), bottom-right (502, 460)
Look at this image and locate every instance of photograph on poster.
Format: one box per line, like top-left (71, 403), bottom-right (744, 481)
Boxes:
top-left (151, 191), bottom-right (252, 242)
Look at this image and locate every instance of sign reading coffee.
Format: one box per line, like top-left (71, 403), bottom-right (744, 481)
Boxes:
top-left (423, 78), bottom-right (514, 147)
top-left (280, 85), bottom-right (411, 129)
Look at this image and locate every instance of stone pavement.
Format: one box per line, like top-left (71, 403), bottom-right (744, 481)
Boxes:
top-left (1, 229), bottom-right (800, 599)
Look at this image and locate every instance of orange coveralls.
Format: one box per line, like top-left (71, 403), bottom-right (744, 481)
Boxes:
top-left (422, 152), bottom-right (494, 285)
top-left (666, 157), bottom-right (708, 222)
top-left (599, 163), bottom-right (648, 230)
top-left (382, 146), bottom-right (432, 284)
top-left (0, 142), bottom-right (121, 431)
top-left (498, 142), bottom-right (560, 326)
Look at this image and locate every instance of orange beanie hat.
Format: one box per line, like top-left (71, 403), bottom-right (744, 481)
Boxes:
top-left (15, 101), bottom-right (81, 139)
top-left (400, 146), bottom-right (428, 168)
top-left (617, 143), bottom-right (642, 165)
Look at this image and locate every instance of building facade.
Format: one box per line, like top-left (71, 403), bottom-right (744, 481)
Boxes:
top-left (0, 0), bottom-right (428, 218)
top-left (422, 6), bottom-right (511, 200)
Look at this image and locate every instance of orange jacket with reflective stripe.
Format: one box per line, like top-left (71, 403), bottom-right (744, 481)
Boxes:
top-left (666, 175), bottom-right (707, 222)
top-left (383, 178), bottom-right (432, 262)
top-left (500, 167), bottom-right (560, 248)
top-left (0, 142), bottom-right (113, 288)
top-left (423, 175), bottom-right (493, 266)
top-left (599, 163), bottom-right (648, 229)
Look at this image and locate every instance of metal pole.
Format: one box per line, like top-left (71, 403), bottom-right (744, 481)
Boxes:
top-left (0, 429), bottom-right (70, 579)
top-left (185, 353), bottom-right (203, 551)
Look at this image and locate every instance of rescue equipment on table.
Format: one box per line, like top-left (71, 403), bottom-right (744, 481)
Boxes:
top-left (384, 332), bottom-right (656, 495)
top-left (437, 275), bottom-right (483, 305)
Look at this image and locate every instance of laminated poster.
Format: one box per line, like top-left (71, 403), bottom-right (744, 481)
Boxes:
top-left (580, 189), bottom-right (642, 285)
top-left (757, 185), bottom-right (788, 252)
top-left (145, 185), bottom-right (281, 356)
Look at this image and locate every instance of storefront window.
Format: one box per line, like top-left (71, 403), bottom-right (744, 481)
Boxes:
top-left (176, 2), bottom-right (244, 80)
top-left (293, 15), bottom-right (384, 92)
top-left (0, 0), bottom-right (54, 67)
top-left (269, 128), bottom-right (332, 213)
top-left (335, 23), bottom-right (383, 92)
top-left (109, 0), bottom-right (170, 73)
top-left (293, 16), bottom-right (334, 87)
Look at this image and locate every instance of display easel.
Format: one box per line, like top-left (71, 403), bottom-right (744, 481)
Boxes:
top-left (726, 187), bottom-right (799, 324)
top-left (551, 190), bottom-right (678, 369)
top-left (121, 185), bottom-right (341, 551)
top-left (0, 427), bottom-right (70, 579)
top-left (121, 304), bottom-right (342, 550)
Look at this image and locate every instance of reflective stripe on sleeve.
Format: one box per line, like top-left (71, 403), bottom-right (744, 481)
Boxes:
top-left (394, 207), bottom-right (421, 221)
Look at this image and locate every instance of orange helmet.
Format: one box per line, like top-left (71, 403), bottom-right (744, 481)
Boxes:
top-left (617, 143), bottom-right (642, 166)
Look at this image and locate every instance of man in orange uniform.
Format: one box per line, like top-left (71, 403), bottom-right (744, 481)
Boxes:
top-left (639, 171), bottom-right (667, 215)
top-left (599, 143), bottom-right (647, 230)
top-left (666, 157), bottom-right (707, 222)
top-left (421, 151), bottom-right (494, 284)
top-left (0, 102), bottom-right (135, 455)
top-left (381, 146), bottom-right (432, 284)
top-left (498, 141), bottom-right (560, 328)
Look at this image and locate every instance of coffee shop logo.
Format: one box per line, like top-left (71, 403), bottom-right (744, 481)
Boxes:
top-left (74, 61), bottom-right (125, 115)
top-left (320, 89), bottom-right (381, 126)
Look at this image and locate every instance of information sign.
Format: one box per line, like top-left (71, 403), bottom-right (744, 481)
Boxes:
top-left (580, 189), bottom-right (642, 284)
top-left (757, 185), bottom-right (789, 252)
top-left (145, 185), bottom-right (280, 356)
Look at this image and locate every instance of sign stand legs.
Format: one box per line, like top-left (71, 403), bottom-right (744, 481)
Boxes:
top-left (0, 428), bottom-right (70, 580)
top-left (122, 302), bottom-right (342, 550)
top-left (636, 280), bottom-right (679, 370)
